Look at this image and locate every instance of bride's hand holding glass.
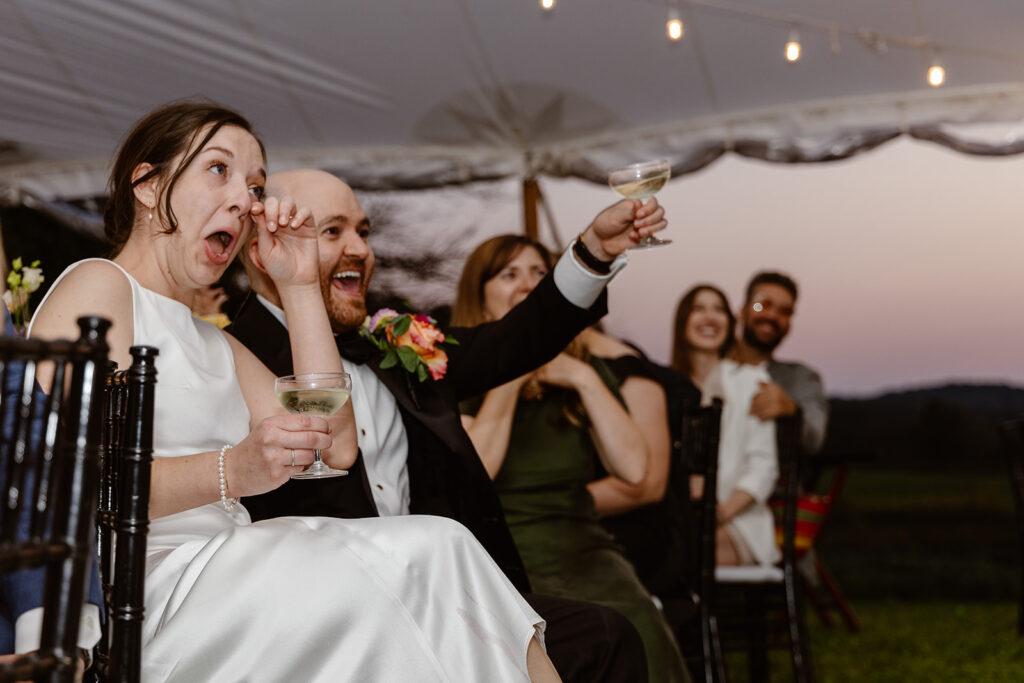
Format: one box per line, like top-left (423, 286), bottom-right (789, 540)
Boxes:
top-left (226, 413), bottom-right (334, 497)
top-left (275, 372), bottom-right (352, 479)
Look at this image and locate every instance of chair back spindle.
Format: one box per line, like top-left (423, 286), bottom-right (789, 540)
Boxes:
top-left (712, 413), bottom-right (816, 683)
top-left (0, 316), bottom-right (110, 683)
top-left (679, 398), bottom-right (726, 683)
top-left (95, 346), bottom-right (157, 682)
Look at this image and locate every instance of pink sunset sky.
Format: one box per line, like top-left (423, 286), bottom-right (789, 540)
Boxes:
top-left (541, 136), bottom-right (1024, 397)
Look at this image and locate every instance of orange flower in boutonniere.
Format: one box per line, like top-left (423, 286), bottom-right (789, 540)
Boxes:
top-left (361, 309), bottom-right (458, 381)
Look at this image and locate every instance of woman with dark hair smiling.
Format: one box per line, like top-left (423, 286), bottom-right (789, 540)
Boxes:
top-left (454, 234), bottom-right (690, 683)
top-left (671, 284), bottom-right (780, 568)
top-left (28, 102), bottom-right (561, 682)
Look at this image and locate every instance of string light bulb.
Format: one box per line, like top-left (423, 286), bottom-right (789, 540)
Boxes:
top-left (785, 25), bottom-right (802, 62)
top-left (540, 0), bottom-right (555, 10)
top-left (927, 52), bottom-right (945, 87)
top-left (666, 7), bottom-right (684, 42)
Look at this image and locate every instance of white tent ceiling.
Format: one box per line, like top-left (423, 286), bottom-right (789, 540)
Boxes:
top-left (3, 0), bottom-right (1024, 201)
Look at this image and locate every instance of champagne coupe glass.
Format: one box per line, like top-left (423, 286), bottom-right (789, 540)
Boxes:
top-left (275, 372), bottom-right (352, 479)
top-left (607, 158), bottom-right (672, 249)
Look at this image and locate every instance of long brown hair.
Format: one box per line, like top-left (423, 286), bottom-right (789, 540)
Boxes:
top-left (451, 234), bottom-right (554, 327)
top-left (671, 284), bottom-right (736, 378)
top-left (452, 234), bottom-right (588, 425)
top-left (104, 101), bottom-right (264, 256)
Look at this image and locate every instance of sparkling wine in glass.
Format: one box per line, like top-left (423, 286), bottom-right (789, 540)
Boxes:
top-left (275, 372), bottom-right (352, 479)
top-left (607, 159), bottom-right (672, 249)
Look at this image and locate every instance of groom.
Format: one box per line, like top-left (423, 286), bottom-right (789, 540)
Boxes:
top-left (230, 169), bottom-right (666, 682)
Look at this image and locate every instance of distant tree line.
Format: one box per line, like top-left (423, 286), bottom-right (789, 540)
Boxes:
top-left (824, 384), bottom-right (1024, 471)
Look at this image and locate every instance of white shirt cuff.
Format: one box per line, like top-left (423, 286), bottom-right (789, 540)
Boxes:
top-left (14, 604), bottom-right (102, 654)
top-left (552, 241), bottom-right (628, 310)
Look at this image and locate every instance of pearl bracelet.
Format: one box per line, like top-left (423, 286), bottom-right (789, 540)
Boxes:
top-left (218, 444), bottom-right (237, 510)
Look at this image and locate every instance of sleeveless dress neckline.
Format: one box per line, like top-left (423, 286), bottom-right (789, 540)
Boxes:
top-left (32, 258), bottom-right (546, 683)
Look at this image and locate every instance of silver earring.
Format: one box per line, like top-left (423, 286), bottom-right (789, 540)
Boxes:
top-left (148, 212), bottom-right (153, 221)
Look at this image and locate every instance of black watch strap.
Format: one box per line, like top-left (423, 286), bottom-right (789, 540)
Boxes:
top-left (572, 234), bottom-right (613, 275)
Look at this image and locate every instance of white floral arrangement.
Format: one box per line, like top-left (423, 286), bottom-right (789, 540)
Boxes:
top-left (5, 257), bottom-right (44, 335)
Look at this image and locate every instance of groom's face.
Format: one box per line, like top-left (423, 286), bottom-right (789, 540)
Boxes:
top-left (264, 170), bottom-right (375, 332)
top-left (315, 185), bottom-right (375, 333)
top-left (275, 173), bottom-right (376, 333)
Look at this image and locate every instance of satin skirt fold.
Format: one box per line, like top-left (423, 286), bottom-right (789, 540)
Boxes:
top-left (142, 513), bottom-right (543, 683)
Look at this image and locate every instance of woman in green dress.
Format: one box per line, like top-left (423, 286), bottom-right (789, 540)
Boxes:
top-left (452, 234), bottom-right (690, 683)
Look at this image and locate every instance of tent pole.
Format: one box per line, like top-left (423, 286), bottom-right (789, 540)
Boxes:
top-left (522, 177), bottom-right (539, 240)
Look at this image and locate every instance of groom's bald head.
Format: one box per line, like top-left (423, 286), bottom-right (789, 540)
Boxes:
top-left (248, 169), bottom-right (374, 331)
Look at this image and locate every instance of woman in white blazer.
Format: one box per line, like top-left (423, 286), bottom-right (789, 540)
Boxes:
top-left (672, 285), bottom-right (780, 567)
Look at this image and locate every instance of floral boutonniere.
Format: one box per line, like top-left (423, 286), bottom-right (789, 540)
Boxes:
top-left (4, 257), bottom-right (44, 336)
top-left (360, 308), bottom-right (458, 382)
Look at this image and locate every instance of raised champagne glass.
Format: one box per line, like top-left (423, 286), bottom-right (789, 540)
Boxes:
top-left (275, 372), bottom-right (352, 479)
top-left (607, 158), bottom-right (672, 249)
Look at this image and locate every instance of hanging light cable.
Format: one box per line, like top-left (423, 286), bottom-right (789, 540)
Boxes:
top-left (785, 24), bottom-right (802, 62)
top-left (667, 4), bottom-right (684, 42)
top-left (828, 25), bottom-right (841, 54)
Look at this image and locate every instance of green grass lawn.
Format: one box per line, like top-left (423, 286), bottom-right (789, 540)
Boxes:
top-left (703, 463), bottom-right (1024, 680)
top-left (720, 601), bottom-right (1024, 682)
top-left (814, 468), bottom-right (1018, 600)
top-left (716, 465), bottom-right (1024, 680)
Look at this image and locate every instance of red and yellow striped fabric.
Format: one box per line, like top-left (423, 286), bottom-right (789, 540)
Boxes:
top-left (770, 494), bottom-right (831, 557)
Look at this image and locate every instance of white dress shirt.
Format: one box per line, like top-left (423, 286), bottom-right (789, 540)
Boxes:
top-left (257, 294), bottom-right (410, 516)
top-left (254, 244), bottom-right (624, 517)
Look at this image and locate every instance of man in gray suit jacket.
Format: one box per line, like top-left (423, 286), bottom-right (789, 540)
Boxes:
top-left (733, 270), bottom-right (829, 455)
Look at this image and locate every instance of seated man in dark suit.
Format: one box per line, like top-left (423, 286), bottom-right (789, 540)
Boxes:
top-left (230, 169), bottom-right (670, 683)
top-left (0, 307), bottom-right (101, 673)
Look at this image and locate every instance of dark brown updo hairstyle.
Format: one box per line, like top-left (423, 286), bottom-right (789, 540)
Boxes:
top-left (104, 101), bottom-right (264, 255)
top-left (451, 234), bottom-right (554, 327)
top-left (671, 284), bottom-right (736, 379)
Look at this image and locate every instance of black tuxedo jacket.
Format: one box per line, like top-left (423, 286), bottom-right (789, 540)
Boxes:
top-left (228, 273), bottom-right (605, 593)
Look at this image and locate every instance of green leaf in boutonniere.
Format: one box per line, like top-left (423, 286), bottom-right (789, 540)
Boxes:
top-left (396, 345), bottom-right (419, 373)
top-left (380, 348), bottom-right (399, 370)
top-left (360, 308), bottom-right (457, 381)
top-left (391, 315), bottom-right (411, 337)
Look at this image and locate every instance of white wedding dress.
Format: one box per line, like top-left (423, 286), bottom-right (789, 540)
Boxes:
top-left (36, 260), bottom-right (544, 682)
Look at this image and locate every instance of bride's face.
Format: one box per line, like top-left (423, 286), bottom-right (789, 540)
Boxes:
top-left (155, 125), bottom-right (266, 288)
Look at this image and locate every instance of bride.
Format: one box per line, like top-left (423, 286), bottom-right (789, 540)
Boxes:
top-left (29, 102), bottom-right (559, 682)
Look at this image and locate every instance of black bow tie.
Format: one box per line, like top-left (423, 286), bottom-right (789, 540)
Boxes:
top-left (335, 330), bottom-right (375, 365)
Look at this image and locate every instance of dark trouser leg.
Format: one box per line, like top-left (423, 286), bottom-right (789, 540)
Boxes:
top-left (524, 593), bottom-right (648, 683)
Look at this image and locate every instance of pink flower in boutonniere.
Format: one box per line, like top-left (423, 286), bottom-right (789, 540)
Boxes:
top-left (368, 308), bottom-right (400, 331)
top-left (360, 309), bottom-right (458, 381)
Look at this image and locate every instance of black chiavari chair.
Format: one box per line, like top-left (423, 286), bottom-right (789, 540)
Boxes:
top-left (93, 346), bottom-right (157, 683)
top-left (0, 317), bottom-right (110, 683)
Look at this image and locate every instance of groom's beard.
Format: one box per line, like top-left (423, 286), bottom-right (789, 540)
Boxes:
top-left (327, 296), bottom-right (368, 333)
top-left (742, 322), bottom-right (783, 354)
top-left (323, 279), bottom-right (369, 333)
top-left (322, 256), bottom-right (372, 333)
